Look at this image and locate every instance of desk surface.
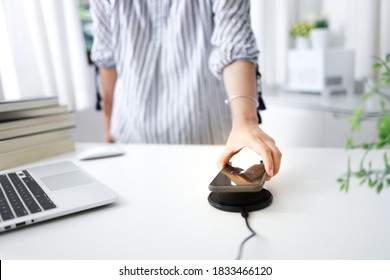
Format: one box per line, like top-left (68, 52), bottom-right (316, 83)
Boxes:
top-left (1, 144), bottom-right (389, 260)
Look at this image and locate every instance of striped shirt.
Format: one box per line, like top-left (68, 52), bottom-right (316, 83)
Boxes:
top-left (90, 0), bottom-right (260, 144)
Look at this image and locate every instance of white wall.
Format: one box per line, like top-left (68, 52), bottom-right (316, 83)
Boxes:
top-left (379, 0), bottom-right (390, 59)
top-left (322, 0), bottom-right (382, 79)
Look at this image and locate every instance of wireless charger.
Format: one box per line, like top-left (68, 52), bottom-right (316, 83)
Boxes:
top-left (208, 189), bottom-right (272, 213)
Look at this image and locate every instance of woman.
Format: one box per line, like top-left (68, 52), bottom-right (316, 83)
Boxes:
top-left (90, 0), bottom-right (281, 179)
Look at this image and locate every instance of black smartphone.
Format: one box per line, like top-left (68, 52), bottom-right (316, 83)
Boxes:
top-left (209, 162), bottom-right (266, 193)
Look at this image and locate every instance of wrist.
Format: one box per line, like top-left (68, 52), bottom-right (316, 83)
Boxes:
top-left (227, 97), bottom-right (258, 122)
top-left (232, 115), bottom-right (258, 127)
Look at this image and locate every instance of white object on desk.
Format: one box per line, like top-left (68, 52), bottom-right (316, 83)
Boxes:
top-left (286, 48), bottom-right (355, 96)
top-left (77, 145), bottom-right (125, 160)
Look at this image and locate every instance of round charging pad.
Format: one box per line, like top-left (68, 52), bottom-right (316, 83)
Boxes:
top-left (208, 189), bottom-right (272, 212)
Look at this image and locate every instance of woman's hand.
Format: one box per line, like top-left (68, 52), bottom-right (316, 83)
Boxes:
top-left (218, 118), bottom-right (282, 180)
top-left (220, 61), bottom-right (281, 179)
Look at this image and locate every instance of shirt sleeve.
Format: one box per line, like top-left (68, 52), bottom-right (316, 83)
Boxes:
top-left (90, 0), bottom-right (115, 68)
top-left (209, 0), bottom-right (259, 79)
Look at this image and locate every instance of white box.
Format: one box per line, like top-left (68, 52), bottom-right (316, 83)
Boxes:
top-left (287, 49), bottom-right (355, 96)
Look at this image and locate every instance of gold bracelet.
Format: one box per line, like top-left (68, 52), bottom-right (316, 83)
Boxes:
top-left (225, 95), bottom-right (258, 106)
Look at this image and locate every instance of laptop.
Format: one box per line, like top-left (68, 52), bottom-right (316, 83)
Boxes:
top-left (0, 161), bottom-right (117, 232)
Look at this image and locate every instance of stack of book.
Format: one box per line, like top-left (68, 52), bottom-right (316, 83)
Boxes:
top-left (0, 96), bottom-right (75, 170)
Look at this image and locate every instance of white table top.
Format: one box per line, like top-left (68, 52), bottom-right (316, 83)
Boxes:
top-left (0, 143), bottom-right (389, 260)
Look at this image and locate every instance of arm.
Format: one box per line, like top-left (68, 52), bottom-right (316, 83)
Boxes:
top-left (209, 0), bottom-right (281, 179)
top-left (89, 0), bottom-right (116, 142)
top-left (99, 67), bottom-right (117, 143)
top-left (218, 61), bottom-right (282, 179)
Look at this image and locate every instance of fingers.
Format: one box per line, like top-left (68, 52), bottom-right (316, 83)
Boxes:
top-left (264, 146), bottom-right (282, 180)
top-left (218, 141), bottom-right (281, 177)
top-left (217, 147), bottom-right (241, 170)
top-left (248, 134), bottom-right (282, 179)
top-left (270, 145), bottom-right (282, 175)
top-left (250, 138), bottom-right (275, 177)
top-left (218, 126), bottom-right (282, 180)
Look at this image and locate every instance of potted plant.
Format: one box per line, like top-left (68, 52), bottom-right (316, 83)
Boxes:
top-left (338, 53), bottom-right (390, 193)
top-left (289, 20), bottom-right (314, 49)
top-left (310, 16), bottom-right (329, 49)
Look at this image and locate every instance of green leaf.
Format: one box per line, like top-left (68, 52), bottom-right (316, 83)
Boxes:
top-left (384, 153), bottom-right (390, 169)
top-left (368, 177), bottom-right (377, 188)
top-left (354, 170), bottom-right (366, 178)
top-left (337, 177), bottom-right (344, 183)
top-left (386, 53), bottom-right (390, 63)
top-left (377, 183), bottom-right (384, 193)
top-left (372, 63), bottom-right (382, 69)
top-left (377, 140), bottom-right (385, 148)
top-left (380, 75), bottom-right (390, 85)
top-left (362, 143), bottom-right (370, 149)
top-left (377, 115), bottom-right (390, 142)
top-left (359, 178), bottom-right (367, 186)
top-left (340, 182), bottom-right (349, 192)
top-left (346, 136), bottom-right (354, 149)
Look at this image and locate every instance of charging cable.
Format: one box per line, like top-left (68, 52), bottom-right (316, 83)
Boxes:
top-left (236, 207), bottom-right (257, 260)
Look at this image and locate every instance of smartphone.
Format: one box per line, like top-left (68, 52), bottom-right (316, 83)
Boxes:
top-left (209, 162), bottom-right (267, 193)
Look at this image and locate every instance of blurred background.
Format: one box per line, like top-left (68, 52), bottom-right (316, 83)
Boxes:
top-left (0, 0), bottom-right (388, 147)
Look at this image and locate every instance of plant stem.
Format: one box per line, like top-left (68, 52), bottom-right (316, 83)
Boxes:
top-left (360, 149), bottom-right (369, 169)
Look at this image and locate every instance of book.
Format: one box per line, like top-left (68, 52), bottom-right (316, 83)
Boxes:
top-left (0, 105), bottom-right (69, 122)
top-left (0, 137), bottom-right (75, 170)
top-left (0, 129), bottom-right (73, 154)
top-left (0, 113), bottom-right (75, 140)
top-left (0, 98), bottom-right (76, 169)
top-left (0, 96), bottom-right (59, 113)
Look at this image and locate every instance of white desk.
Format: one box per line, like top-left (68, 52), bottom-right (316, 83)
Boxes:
top-left (0, 143), bottom-right (389, 260)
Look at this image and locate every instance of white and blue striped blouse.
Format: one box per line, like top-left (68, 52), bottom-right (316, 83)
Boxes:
top-left (90, 0), bottom-right (260, 144)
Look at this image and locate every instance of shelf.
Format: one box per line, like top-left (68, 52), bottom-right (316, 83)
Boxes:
top-left (262, 87), bottom-right (381, 116)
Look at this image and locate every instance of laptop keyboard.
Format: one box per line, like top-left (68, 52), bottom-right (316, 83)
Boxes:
top-left (0, 171), bottom-right (56, 222)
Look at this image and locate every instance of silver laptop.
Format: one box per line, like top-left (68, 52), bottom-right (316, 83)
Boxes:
top-left (0, 161), bottom-right (117, 232)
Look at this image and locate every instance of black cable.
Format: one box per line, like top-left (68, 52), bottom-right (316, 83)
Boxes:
top-left (236, 208), bottom-right (257, 260)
